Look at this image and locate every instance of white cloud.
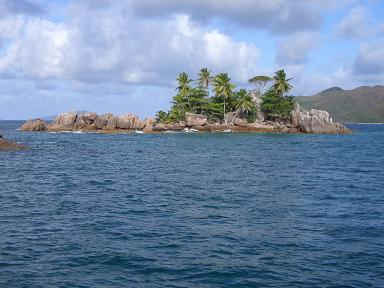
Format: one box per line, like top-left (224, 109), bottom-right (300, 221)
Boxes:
top-left (275, 32), bottom-right (320, 66)
top-left (335, 6), bottom-right (376, 39)
top-left (354, 39), bottom-right (384, 75)
top-left (0, 16), bottom-right (68, 78)
top-left (0, 5), bottom-right (261, 86)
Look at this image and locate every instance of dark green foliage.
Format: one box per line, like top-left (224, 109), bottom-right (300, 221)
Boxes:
top-left (155, 110), bottom-right (169, 123)
top-left (261, 89), bottom-right (295, 120)
top-left (166, 87), bottom-right (210, 122)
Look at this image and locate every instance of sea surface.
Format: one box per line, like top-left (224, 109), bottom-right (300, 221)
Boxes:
top-left (1, 121), bottom-right (383, 288)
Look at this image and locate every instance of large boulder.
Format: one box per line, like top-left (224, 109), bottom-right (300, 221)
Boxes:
top-left (105, 115), bottom-right (118, 130)
top-left (116, 113), bottom-right (141, 129)
top-left (95, 113), bottom-right (114, 129)
top-left (185, 113), bottom-right (208, 127)
top-left (233, 118), bottom-right (248, 127)
top-left (141, 117), bottom-right (155, 133)
top-left (291, 105), bottom-right (350, 134)
top-left (21, 119), bottom-right (47, 131)
top-left (224, 112), bottom-right (237, 125)
top-left (76, 112), bottom-right (98, 125)
top-left (48, 112), bottom-right (77, 130)
top-left (249, 90), bottom-right (265, 121)
top-left (143, 117), bottom-right (155, 127)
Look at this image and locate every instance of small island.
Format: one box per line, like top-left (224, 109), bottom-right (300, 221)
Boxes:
top-left (21, 69), bottom-right (350, 135)
top-left (0, 138), bottom-right (28, 151)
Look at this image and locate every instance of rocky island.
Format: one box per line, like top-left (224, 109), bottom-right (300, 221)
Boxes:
top-left (0, 138), bottom-right (28, 151)
top-left (20, 69), bottom-right (350, 135)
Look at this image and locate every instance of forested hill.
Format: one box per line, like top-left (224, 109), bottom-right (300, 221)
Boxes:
top-left (295, 85), bottom-right (384, 123)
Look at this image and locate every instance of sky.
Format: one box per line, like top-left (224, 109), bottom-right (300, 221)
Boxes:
top-left (0, 0), bottom-right (384, 119)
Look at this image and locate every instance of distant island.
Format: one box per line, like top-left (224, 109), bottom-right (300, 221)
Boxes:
top-left (20, 69), bottom-right (350, 135)
top-left (0, 138), bottom-right (27, 151)
top-left (296, 85), bottom-right (384, 123)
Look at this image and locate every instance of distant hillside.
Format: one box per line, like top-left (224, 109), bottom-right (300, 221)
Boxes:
top-left (296, 85), bottom-right (384, 123)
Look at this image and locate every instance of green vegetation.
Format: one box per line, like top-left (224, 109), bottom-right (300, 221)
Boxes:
top-left (261, 89), bottom-right (295, 120)
top-left (156, 68), bottom-right (295, 124)
top-left (295, 86), bottom-right (384, 123)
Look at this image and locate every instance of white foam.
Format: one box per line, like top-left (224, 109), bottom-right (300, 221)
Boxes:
top-left (183, 128), bottom-right (198, 133)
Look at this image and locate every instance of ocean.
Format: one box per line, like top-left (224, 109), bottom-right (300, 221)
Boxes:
top-left (1, 121), bottom-right (383, 287)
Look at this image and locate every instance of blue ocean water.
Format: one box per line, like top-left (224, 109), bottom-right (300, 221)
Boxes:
top-left (1, 121), bottom-right (384, 288)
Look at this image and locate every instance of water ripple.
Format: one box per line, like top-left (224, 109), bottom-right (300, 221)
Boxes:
top-left (0, 122), bottom-right (383, 287)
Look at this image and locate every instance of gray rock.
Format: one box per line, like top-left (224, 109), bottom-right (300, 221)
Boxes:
top-left (185, 113), bottom-right (208, 127)
top-left (233, 118), bottom-right (248, 127)
top-left (142, 118), bottom-right (155, 130)
top-left (76, 112), bottom-right (98, 126)
top-left (48, 112), bottom-right (77, 130)
top-left (249, 90), bottom-right (265, 121)
top-left (224, 112), bottom-right (237, 124)
top-left (291, 105), bottom-right (350, 134)
top-left (145, 117), bottom-right (155, 126)
top-left (105, 115), bottom-right (118, 130)
top-left (21, 119), bottom-right (47, 131)
top-left (95, 113), bottom-right (113, 129)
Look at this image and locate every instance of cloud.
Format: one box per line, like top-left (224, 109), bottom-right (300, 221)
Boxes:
top-left (0, 17), bottom-right (68, 79)
top-left (129, 0), bottom-right (329, 34)
top-left (275, 32), bottom-right (320, 66)
top-left (335, 6), bottom-right (376, 39)
top-left (353, 39), bottom-right (384, 75)
top-left (0, 3), bottom-right (261, 86)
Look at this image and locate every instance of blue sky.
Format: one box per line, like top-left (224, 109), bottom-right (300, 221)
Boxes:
top-left (0, 0), bottom-right (384, 119)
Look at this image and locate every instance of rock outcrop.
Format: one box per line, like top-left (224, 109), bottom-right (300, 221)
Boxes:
top-left (21, 119), bottom-right (47, 131)
top-left (27, 111), bottom-right (155, 133)
top-left (48, 112), bottom-right (77, 131)
top-left (142, 118), bottom-right (155, 133)
top-left (116, 113), bottom-right (143, 130)
top-left (233, 118), bottom-right (248, 127)
top-left (291, 105), bottom-right (350, 134)
top-left (0, 138), bottom-right (28, 150)
top-left (20, 107), bottom-right (350, 135)
top-left (95, 113), bottom-right (114, 130)
top-left (185, 113), bottom-right (207, 127)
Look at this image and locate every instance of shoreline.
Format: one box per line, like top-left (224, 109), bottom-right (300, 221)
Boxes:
top-left (19, 109), bottom-right (352, 135)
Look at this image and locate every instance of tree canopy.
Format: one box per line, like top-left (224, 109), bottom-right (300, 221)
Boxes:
top-left (156, 69), bottom-right (295, 124)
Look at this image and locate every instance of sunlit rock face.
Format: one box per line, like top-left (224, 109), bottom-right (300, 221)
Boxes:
top-left (21, 119), bottom-right (47, 131)
top-left (185, 113), bottom-right (208, 127)
top-left (291, 105), bottom-right (350, 134)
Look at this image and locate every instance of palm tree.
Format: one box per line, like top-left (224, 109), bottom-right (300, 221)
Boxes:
top-left (175, 72), bottom-right (193, 112)
top-left (235, 89), bottom-right (255, 114)
top-left (272, 70), bottom-right (292, 96)
top-left (176, 72), bottom-right (192, 97)
top-left (213, 73), bottom-right (235, 124)
top-left (197, 68), bottom-right (213, 89)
